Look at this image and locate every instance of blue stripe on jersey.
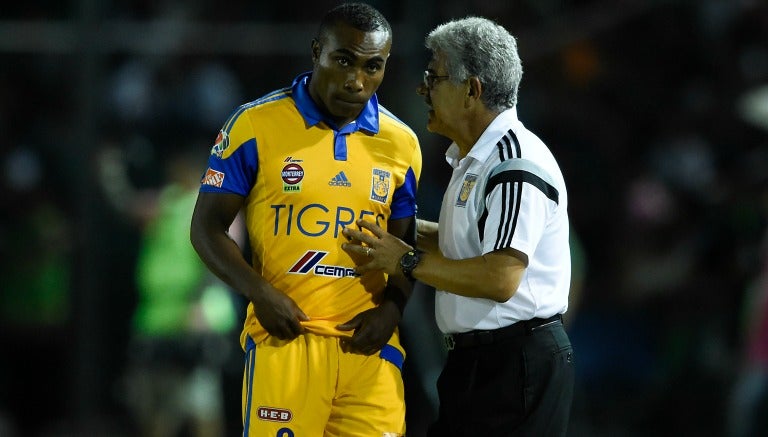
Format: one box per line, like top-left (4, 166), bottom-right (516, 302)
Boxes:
top-left (389, 166), bottom-right (418, 220)
top-left (224, 88), bottom-right (291, 134)
top-left (243, 336), bottom-right (257, 437)
top-left (379, 344), bottom-right (404, 371)
top-left (379, 105), bottom-right (417, 136)
top-left (199, 138), bottom-right (259, 196)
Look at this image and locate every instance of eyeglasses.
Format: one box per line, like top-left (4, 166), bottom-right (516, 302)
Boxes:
top-left (423, 70), bottom-right (450, 89)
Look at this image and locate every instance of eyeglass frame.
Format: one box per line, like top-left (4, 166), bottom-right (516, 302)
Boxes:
top-left (423, 70), bottom-right (450, 89)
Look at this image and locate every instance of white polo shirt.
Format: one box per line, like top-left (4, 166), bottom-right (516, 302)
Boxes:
top-left (435, 107), bottom-right (571, 334)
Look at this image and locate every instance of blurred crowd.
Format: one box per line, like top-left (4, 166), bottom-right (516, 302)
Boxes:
top-left (1, 1), bottom-right (767, 436)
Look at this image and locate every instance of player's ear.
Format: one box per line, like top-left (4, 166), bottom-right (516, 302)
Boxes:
top-left (311, 38), bottom-right (321, 63)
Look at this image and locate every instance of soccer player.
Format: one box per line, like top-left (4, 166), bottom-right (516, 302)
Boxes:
top-left (190, 3), bottom-right (421, 436)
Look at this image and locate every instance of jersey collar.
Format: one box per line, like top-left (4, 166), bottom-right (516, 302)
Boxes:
top-left (291, 71), bottom-right (380, 134)
top-left (445, 106), bottom-right (520, 168)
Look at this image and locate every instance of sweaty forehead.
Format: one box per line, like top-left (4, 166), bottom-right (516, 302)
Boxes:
top-left (320, 23), bottom-right (391, 57)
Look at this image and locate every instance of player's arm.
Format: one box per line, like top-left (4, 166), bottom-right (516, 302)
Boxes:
top-left (381, 216), bottom-right (416, 313)
top-left (190, 192), bottom-right (308, 339)
top-left (416, 218), bottom-right (439, 253)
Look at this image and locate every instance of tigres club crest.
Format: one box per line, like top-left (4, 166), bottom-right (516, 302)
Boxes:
top-left (370, 168), bottom-right (391, 203)
top-left (456, 173), bottom-right (478, 207)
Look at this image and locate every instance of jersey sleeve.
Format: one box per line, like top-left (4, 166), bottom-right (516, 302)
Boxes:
top-left (481, 158), bottom-right (560, 257)
top-left (199, 108), bottom-right (259, 196)
top-left (389, 135), bottom-right (423, 220)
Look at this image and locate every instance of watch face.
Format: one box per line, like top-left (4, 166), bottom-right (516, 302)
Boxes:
top-left (401, 251), bottom-right (420, 269)
top-left (401, 252), bottom-right (413, 267)
top-left (400, 250), bottom-right (421, 280)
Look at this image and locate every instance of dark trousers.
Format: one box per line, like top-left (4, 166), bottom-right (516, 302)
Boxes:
top-left (427, 318), bottom-right (574, 437)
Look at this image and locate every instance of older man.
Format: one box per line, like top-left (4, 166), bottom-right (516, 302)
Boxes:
top-left (343, 16), bottom-right (574, 436)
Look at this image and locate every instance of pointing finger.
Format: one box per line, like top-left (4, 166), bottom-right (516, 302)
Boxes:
top-left (355, 219), bottom-right (385, 238)
top-left (342, 242), bottom-right (368, 257)
top-left (343, 227), bottom-right (372, 244)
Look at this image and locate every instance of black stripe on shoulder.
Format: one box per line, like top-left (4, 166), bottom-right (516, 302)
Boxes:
top-left (495, 129), bottom-right (522, 162)
top-left (496, 140), bottom-right (505, 161)
top-left (509, 129), bottom-right (522, 158)
top-left (486, 169), bottom-right (559, 204)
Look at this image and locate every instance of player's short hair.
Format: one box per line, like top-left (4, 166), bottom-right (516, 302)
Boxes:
top-left (426, 16), bottom-right (523, 111)
top-left (317, 2), bottom-right (392, 40)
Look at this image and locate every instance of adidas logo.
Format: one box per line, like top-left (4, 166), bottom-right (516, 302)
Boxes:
top-left (329, 171), bottom-right (352, 187)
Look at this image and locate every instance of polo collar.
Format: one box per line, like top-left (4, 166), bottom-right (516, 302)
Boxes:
top-left (291, 71), bottom-right (379, 134)
top-left (445, 106), bottom-right (520, 168)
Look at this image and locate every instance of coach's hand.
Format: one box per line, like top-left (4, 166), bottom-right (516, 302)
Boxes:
top-left (250, 284), bottom-right (309, 340)
top-left (336, 301), bottom-right (400, 355)
top-left (342, 219), bottom-right (412, 276)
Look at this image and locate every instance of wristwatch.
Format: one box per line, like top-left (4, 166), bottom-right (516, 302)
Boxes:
top-left (399, 249), bottom-right (423, 281)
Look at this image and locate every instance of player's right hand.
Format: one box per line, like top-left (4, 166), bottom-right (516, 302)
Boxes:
top-left (250, 285), bottom-right (310, 340)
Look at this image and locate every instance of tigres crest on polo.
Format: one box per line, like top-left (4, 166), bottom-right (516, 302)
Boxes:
top-left (200, 72), bottom-right (422, 349)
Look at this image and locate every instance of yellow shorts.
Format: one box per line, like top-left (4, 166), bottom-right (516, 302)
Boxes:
top-left (242, 333), bottom-right (406, 437)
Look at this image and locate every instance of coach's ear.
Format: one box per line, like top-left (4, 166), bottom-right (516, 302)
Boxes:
top-left (468, 76), bottom-right (483, 98)
top-left (465, 76), bottom-right (483, 108)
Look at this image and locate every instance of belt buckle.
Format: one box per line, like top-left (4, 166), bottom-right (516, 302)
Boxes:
top-left (444, 335), bottom-right (455, 351)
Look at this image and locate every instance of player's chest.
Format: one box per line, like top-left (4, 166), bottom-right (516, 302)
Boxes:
top-left (258, 142), bottom-right (397, 205)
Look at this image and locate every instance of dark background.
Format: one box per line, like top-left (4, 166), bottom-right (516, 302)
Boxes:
top-left (1, 0), bottom-right (767, 436)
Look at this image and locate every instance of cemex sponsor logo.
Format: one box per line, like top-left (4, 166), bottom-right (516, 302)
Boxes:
top-left (257, 406), bottom-right (292, 423)
top-left (288, 250), bottom-right (357, 277)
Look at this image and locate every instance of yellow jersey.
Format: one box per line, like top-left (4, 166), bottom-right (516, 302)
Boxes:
top-left (200, 72), bottom-right (422, 348)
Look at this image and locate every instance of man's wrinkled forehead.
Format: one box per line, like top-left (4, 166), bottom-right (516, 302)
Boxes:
top-left (426, 51), bottom-right (447, 73)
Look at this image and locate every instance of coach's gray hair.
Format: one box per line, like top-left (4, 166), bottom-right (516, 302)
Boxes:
top-left (425, 16), bottom-right (522, 112)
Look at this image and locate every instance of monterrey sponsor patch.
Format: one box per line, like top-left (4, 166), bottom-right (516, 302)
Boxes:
top-left (257, 406), bottom-right (292, 423)
top-left (282, 163), bottom-right (304, 193)
top-left (201, 168), bottom-right (225, 188)
top-left (370, 168), bottom-right (391, 203)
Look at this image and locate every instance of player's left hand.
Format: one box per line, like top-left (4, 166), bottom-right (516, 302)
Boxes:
top-left (342, 219), bottom-right (412, 276)
top-left (336, 301), bottom-right (401, 355)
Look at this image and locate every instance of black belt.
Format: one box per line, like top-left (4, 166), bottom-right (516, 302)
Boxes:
top-left (444, 314), bottom-right (562, 350)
